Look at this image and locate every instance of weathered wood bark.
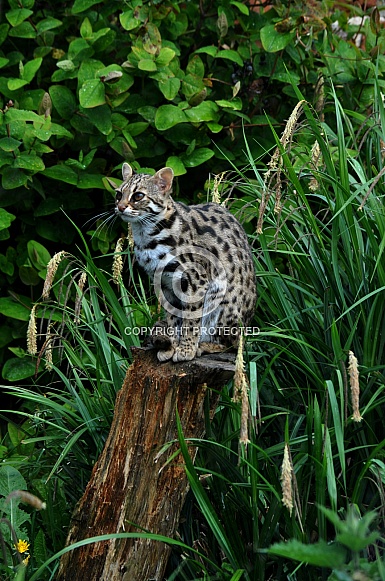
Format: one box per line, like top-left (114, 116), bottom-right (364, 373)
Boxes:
top-left (56, 347), bottom-right (235, 581)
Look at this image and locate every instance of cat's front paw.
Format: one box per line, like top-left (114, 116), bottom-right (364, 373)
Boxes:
top-left (172, 347), bottom-right (196, 362)
top-left (157, 347), bottom-right (175, 362)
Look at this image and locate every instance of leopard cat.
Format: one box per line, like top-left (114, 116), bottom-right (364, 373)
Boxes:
top-left (110, 162), bottom-right (256, 363)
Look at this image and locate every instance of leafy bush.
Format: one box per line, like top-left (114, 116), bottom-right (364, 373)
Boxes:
top-left (1, 0), bottom-right (385, 377)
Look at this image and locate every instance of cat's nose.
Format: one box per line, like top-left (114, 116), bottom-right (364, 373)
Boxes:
top-left (117, 203), bottom-right (127, 213)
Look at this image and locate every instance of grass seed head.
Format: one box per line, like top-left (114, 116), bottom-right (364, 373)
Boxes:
top-left (348, 350), bottom-right (363, 422)
top-left (112, 235), bottom-right (126, 284)
top-left (27, 304), bottom-right (38, 355)
top-left (281, 443), bottom-right (293, 515)
top-left (42, 251), bottom-right (67, 300)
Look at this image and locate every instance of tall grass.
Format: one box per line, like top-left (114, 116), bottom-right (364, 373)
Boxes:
top-left (169, 86), bottom-right (385, 579)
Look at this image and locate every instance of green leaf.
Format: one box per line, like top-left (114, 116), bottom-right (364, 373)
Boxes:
top-left (19, 265), bottom-right (40, 286)
top-left (156, 47), bottom-right (176, 67)
top-left (8, 21), bottom-right (36, 38)
top-left (2, 167), bottom-right (28, 189)
top-left (230, 1), bottom-right (249, 15)
top-left (186, 55), bottom-right (205, 77)
top-left (216, 98), bottom-right (242, 110)
top-left (268, 539), bottom-right (346, 568)
top-left (14, 153), bottom-right (45, 172)
top-left (56, 59), bottom-right (76, 72)
top-left (184, 101), bottom-right (219, 123)
top-left (34, 198), bottom-right (62, 217)
top-left (155, 105), bottom-right (188, 130)
top-left (182, 147), bottom-right (214, 167)
top-left (0, 23), bottom-right (10, 46)
top-left (6, 8), bottom-right (33, 27)
top-left (0, 137), bottom-right (21, 152)
top-left (79, 79), bottom-right (105, 108)
top-left (0, 465), bottom-right (27, 497)
top-left (260, 24), bottom-right (296, 52)
top-left (8, 78), bottom-right (28, 90)
top-left (0, 254), bottom-right (14, 276)
top-left (195, 46), bottom-right (218, 58)
top-left (0, 208), bottom-right (16, 231)
top-left (80, 16), bottom-right (92, 38)
top-left (5, 108), bottom-right (42, 123)
top-left (125, 122), bottom-right (149, 136)
top-left (2, 357), bottom-right (36, 381)
top-left (27, 240), bottom-right (51, 270)
top-left (120, 11), bottom-right (139, 31)
top-left (71, 0), bottom-right (100, 14)
top-left (77, 173), bottom-right (104, 189)
top-left (42, 164), bottom-right (78, 184)
top-left (0, 296), bottom-right (32, 321)
top-left (22, 57), bottom-right (42, 82)
top-left (85, 104), bottom-right (112, 135)
top-left (215, 49), bottom-right (243, 67)
top-left (138, 59), bottom-right (157, 72)
top-left (207, 122), bottom-right (223, 133)
top-left (182, 74), bottom-right (205, 100)
top-left (36, 17), bottom-right (62, 33)
top-left (158, 76), bottom-right (180, 100)
top-left (49, 85), bottom-right (77, 119)
top-left (166, 156), bottom-right (186, 176)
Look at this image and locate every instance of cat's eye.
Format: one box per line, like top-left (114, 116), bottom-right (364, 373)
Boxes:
top-left (115, 191), bottom-right (122, 202)
top-left (132, 192), bottom-right (145, 202)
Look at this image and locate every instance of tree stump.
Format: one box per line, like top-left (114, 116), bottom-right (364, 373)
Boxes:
top-left (55, 347), bottom-right (235, 581)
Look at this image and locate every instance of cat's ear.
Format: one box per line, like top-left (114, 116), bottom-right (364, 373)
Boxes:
top-left (153, 167), bottom-right (174, 195)
top-left (122, 162), bottom-right (133, 181)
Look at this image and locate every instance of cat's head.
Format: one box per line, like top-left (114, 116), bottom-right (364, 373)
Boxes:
top-left (109, 163), bottom-right (174, 223)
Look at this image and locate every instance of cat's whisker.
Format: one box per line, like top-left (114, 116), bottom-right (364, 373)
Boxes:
top-left (84, 210), bottom-right (113, 229)
top-left (91, 214), bottom-right (117, 239)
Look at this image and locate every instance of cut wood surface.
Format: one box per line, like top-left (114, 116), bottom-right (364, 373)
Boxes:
top-left (56, 347), bottom-right (235, 581)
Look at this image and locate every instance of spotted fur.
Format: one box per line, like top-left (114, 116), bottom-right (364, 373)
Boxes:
top-left (112, 163), bottom-right (256, 362)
